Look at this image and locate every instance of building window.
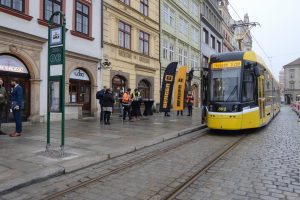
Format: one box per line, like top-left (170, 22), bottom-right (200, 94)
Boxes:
top-left (163, 4), bottom-right (174, 27)
top-left (140, 0), bottom-right (148, 16)
top-left (203, 28), bottom-right (209, 44)
top-left (217, 41), bottom-right (221, 53)
top-left (211, 35), bottom-right (215, 49)
top-left (139, 31), bottom-right (149, 55)
top-left (290, 82), bottom-right (295, 89)
top-left (75, 1), bottom-right (89, 35)
top-left (163, 40), bottom-right (168, 59)
top-left (191, 1), bottom-right (199, 17)
top-left (44, 0), bottom-right (62, 24)
top-left (289, 69), bottom-right (295, 79)
top-left (183, 50), bottom-right (188, 66)
top-left (169, 43), bottom-right (174, 61)
top-left (179, 48), bottom-right (183, 65)
top-left (0, 0), bottom-right (24, 12)
top-left (179, 17), bottom-right (188, 35)
top-left (203, 56), bottom-right (209, 68)
top-left (192, 26), bottom-right (199, 42)
top-left (118, 21), bottom-right (131, 49)
top-left (120, 0), bottom-right (130, 5)
top-left (191, 54), bottom-right (198, 70)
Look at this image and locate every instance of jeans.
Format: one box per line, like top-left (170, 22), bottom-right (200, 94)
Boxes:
top-left (123, 105), bottom-right (131, 120)
top-left (188, 105), bottom-right (193, 116)
top-left (104, 111), bottom-right (111, 124)
top-left (13, 109), bottom-right (22, 133)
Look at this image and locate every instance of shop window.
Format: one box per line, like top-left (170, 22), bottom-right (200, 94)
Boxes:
top-left (138, 79), bottom-right (151, 99)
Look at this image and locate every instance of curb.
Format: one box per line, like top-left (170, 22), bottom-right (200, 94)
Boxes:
top-left (0, 124), bottom-right (206, 195)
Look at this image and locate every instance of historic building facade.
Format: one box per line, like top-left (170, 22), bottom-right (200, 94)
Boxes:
top-left (0, 0), bottom-right (102, 123)
top-left (284, 58), bottom-right (300, 104)
top-left (102, 0), bottom-right (160, 109)
top-left (218, 0), bottom-right (237, 52)
top-left (201, 0), bottom-right (223, 68)
top-left (161, 0), bottom-right (202, 107)
top-left (233, 14), bottom-right (253, 51)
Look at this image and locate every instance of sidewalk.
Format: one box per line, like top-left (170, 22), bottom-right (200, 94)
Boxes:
top-left (0, 109), bottom-right (205, 194)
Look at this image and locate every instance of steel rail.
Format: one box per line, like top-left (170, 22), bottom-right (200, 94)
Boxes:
top-left (165, 134), bottom-right (247, 200)
top-left (43, 128), bottom-right (209, 200)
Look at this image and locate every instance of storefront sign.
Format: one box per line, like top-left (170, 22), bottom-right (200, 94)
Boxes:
top-left (70, 69), bottom-right (90, 81)
top-left (0, 55), bottom-right (29, 74)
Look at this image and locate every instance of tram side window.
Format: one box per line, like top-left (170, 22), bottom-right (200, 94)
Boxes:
top-left (242, 70), bottom-right (255, 102)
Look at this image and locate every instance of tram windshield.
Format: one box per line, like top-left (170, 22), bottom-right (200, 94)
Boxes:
top-left (210, 68), bottom-right (241, 102)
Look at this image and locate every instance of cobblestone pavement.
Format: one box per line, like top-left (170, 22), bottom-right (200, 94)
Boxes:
top-left (175, 106), bottom-right (300, 200)
top-left (0, 127), bottom-right (243, 200)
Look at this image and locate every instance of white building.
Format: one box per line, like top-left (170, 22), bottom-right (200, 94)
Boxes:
top-left (0, 0), bottom-right (102, 123)
top-left (283, 58), bottom-right (300, 104)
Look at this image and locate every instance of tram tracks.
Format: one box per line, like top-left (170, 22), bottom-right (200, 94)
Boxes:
top-left (42, 128), bottom-right (209, 200)
top-left (42, 129), bottom-right (248, 200)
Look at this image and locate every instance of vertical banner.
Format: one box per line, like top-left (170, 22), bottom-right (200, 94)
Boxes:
top-left (160, 62), bottom-right (178, 112)
top-left (173, 66), bottom-right (187, 111)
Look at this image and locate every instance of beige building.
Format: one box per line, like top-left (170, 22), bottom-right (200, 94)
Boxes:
top-left (102, 0), bottom-right (160, 109)
top-left (284, 58), bottom-right (300, 104)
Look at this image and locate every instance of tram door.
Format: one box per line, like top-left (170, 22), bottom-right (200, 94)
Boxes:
top-left (258, 76), bottom-right (265, 124)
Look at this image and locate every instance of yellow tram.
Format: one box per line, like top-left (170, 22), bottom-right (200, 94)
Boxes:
top-left (206, 51), bottom-right (281, 130)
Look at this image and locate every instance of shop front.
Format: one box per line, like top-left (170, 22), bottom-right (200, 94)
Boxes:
top-left (0, 54), bottom-right (31, 122)
top-left (69, 68), bottom-right (91, 116)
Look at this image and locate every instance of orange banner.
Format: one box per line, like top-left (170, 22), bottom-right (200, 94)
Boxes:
top-left (173, 66), bottom-right (187, 111)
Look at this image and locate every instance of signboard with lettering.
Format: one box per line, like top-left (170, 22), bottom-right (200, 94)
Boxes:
top-left (211, 61), bottom-right (242, 69)
top-left (0, 55), bottom-right (29, 74)
top-left (49, 46), bottom-right (63, 66)
top-left (70, 69), bottom-right (90, 81)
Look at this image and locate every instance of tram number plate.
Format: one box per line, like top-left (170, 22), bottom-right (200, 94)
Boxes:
top-left (49, 46), bottom-right (63, 65)
top-left (218, 106), bottom-right (227, 112)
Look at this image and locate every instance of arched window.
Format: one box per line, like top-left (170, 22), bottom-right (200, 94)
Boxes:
top-left (138, 79), bottom-right (151, 100)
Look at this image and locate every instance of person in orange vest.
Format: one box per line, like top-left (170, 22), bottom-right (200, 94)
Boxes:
top-left (186, 91), bottom-right (194, 116)
top-left (122, 88), bottom-right (132, 121)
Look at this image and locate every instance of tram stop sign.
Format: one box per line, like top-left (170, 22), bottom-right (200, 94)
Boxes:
top-left (49, 27), bottom-right (63, 76)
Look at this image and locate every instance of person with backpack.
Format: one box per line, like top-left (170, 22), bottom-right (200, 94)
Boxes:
top-left (96, 86), bottom-right (106, 122)
top-left (102, 88), bottom-right (114, 125)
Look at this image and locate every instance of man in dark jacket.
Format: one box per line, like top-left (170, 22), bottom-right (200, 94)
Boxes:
top-left (96, 86), bottom-right (106, 122)
top-left (9, 79), bottom-right (23, 137)
top-left (0, 78), bottom-right (7, 135)
top-left (102, 88), bottom-right (114, 125)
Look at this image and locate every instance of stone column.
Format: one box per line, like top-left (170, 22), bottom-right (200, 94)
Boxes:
top-left (29, 79), bottom-right (42, 122)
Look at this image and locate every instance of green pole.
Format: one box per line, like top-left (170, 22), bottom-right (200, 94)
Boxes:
top-left (46, 20), bottom-right (51, 152)
top-left (61, 15), bottom-right (66, 154)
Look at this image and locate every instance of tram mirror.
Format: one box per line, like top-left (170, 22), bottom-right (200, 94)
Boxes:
top-left (254, 66), bottom-right (261, 77)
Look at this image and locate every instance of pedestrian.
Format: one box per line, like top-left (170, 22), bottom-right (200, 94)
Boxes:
top-left (131, 89), bottom-right (142, 120)
top-left (122, 88), bottom-right (132, 121)
top-left (96, 86), bottom-right (106, 122)
top-left (177, 110), bottom-right (183, 116)
top-left (186, 91), bottom-right (194, 116)
top-left (118, 90), bottom-right (124, 117)
top-left (164, 111), bottom-right (170, 117)
top-left (102, 88), bottom-right (114, 125)
top-left (9, 78), bottom-right (23, 137)
top-left (0, 78), bottom-right (7, 135)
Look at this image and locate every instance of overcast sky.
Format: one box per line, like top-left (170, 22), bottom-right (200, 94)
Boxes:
top-left (228, 0), bottom-right (300, 80)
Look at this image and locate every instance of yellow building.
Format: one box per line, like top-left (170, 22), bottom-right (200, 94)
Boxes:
top-left (103, 0), bottom-right (160, 109)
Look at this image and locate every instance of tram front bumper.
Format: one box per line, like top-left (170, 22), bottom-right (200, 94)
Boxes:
top-left (207, 112), bottom-right (242, 130)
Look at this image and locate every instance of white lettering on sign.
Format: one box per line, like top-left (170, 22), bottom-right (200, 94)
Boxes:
top-left (70, 69), bottom-right (90, 81)
top-left (0, 55), bottom-right (29, 74)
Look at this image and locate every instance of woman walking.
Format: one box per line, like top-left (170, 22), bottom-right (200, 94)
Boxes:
top-left (102, 88), bottom-right (114, 125)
